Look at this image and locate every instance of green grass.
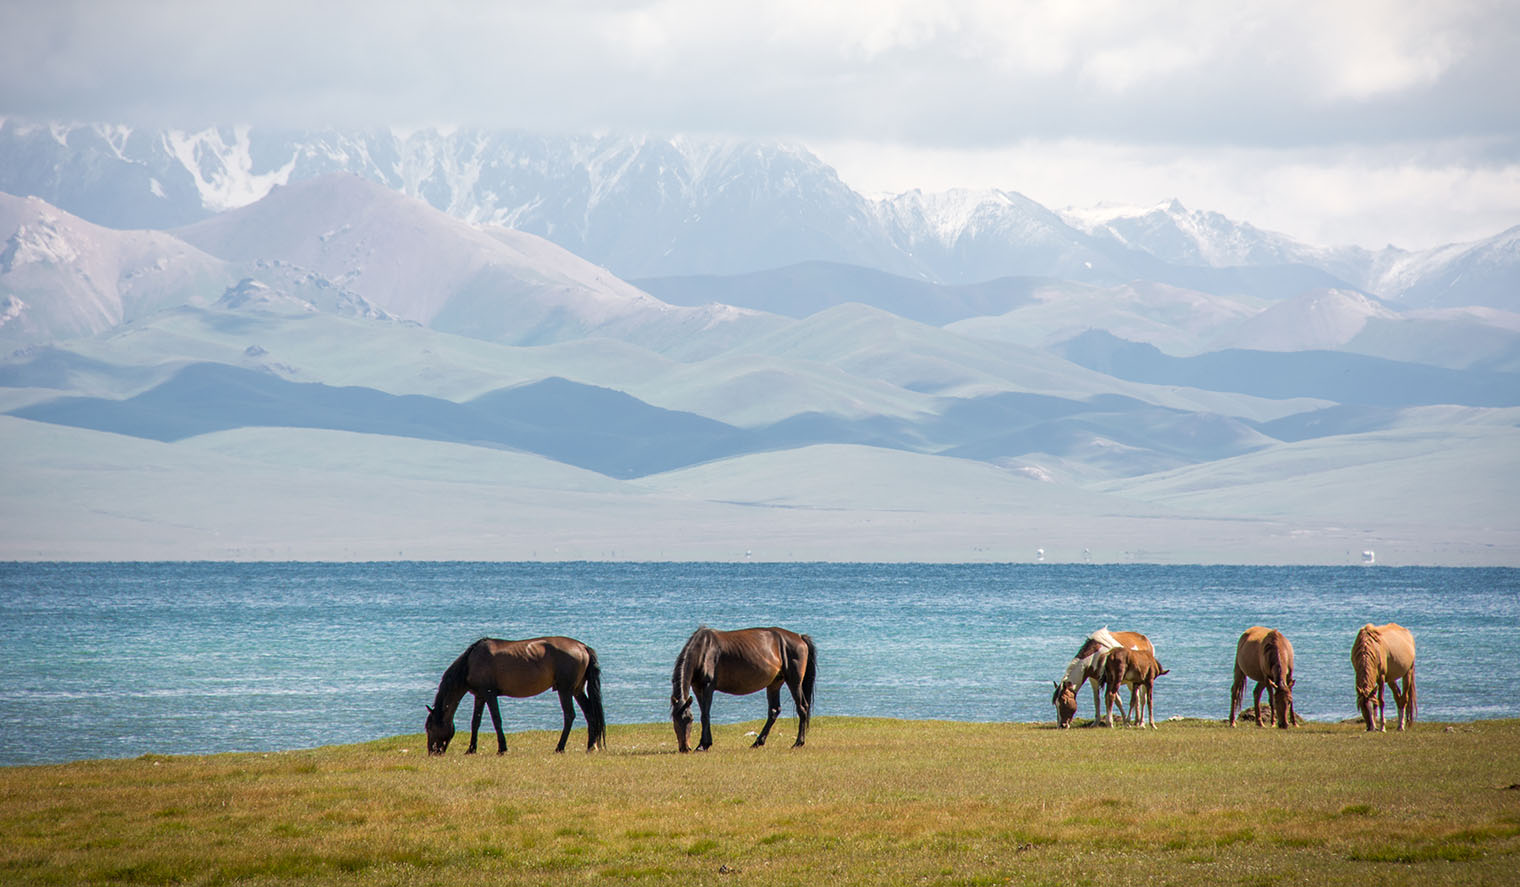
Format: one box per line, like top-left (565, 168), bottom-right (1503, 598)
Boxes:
top-left (3, 718), bottom-right (1519, 886)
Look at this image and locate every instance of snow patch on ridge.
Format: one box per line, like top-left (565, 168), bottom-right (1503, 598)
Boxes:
top-left (163, 126), bottom-right (297, 212)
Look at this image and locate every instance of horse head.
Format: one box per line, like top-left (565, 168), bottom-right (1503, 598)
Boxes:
top-left (1269, 675), bottom-right (1294, 728)
top-left (1052, 681), bottom-right (1078, 729)
top-left (424, 704), bottom-right (454, 756)
top-left (671, 696), bottom-right (694, 753)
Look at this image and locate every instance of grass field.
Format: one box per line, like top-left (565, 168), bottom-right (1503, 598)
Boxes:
top-left (3, 717), bottom-right (1518, 886)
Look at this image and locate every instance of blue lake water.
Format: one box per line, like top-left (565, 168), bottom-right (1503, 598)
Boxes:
top-left (0, 562), bottom-right (1515, 765)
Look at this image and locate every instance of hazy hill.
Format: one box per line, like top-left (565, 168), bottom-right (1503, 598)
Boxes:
top-left (173, 173), bottom-right (785, 355)
top-left (1, 125), bottom-right (1517, 563)
top-left (0, 193), bottom-right (230, 348)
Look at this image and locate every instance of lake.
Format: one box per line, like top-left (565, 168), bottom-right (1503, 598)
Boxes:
top-left (0, 562), bottom-right (1515, 765)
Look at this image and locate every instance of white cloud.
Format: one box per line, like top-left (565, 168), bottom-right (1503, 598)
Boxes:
top-left (0, 0), bottom-right (1516, 247)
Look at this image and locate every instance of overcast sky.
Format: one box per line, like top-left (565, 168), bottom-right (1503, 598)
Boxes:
top-left (3, 0), bottom-right (1518, 249)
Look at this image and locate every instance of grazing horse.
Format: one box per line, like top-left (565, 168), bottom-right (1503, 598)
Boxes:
top-left (1053, 628), bottom-right (1155, 728)
top-left (1352, 623), bottom-right (1417, 732)
top-left (1230, 626), bottom-right (1298, 728)
top-left (671, 626), bottom-right (816, 753)
top-left (1102, 646), bottom-right (1169, 728)
top-left (424, 636), bottom-right (606, 755)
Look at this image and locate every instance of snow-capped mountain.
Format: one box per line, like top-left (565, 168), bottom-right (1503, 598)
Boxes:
top-left (1065, 199), bottom-right (1520, 311)
top-left (875, 189), bottom-right (1131, 284)
top-left (3, 119), bottom-right (1516, 307)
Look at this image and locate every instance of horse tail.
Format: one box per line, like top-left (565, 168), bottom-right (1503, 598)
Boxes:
top-left (583, 645), bottom-right (607, 750)
top-left (800, 633), bottom-right (818, 715)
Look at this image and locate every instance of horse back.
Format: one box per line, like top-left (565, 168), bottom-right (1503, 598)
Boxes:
top-left (1112, 631), bottom-right (1154, 658)
top-left (474, 636), bottom-right (589, 698)
top-left (703, 627), bottom-right (793, 696)
top-left (1377, 623), bottom-right (1416, 680)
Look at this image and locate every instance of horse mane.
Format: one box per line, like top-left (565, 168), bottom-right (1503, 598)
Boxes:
top-left (671, 627), bottom-right (710, 711)
top-left (431, 638), bottom-right (483, 712)
top-left (1351, 625), bottom-right (1380, 697)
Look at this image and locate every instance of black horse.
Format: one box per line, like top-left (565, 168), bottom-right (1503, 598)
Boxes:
top-left (425, 636), bottom-right (606, 755)
top-left (670, 626), bottom-right (816, 753)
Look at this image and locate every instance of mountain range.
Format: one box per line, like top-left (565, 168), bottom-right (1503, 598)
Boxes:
top-left (1, 120), bottom-right (1517, 564)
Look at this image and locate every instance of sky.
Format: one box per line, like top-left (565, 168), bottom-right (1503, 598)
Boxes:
top-left (3, 0), bottom-right (1518, 249)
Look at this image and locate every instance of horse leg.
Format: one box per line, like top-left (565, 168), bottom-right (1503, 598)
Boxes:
top-left (787, 676), bottom-right (809, 748)
top-left (554, 688), bottom-right (575, 753)
top-left (466, 694), bottom-right (486, 754)
top-left (1393, 677), bottom-right (1411, 731)
top-left (753, 683), bottom-right (781, 748)
top-left (1376, 681), bottom-right (1387, 732)
top-left (1229, 668), bottom-right (1247, 726)
top-left (486, 695), bottom-right (507, 755)
top-left (696, 683), bottom-right (716, 751)
top-left (573, 689), bottom-right (598, 751)
top-left (1087, 677), bottom-right (1103, 727)
top-left (1252, 682), bottom-right (1267, 727)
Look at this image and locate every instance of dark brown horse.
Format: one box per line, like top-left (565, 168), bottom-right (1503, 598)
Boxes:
top-left (1352, 623), bottom-right (1417, 732)
top-left (671, 626), bottom-right (816, 753)
top-left (1230, 626), bottom-right (1297, 728)
top-left (425, 637), bottom-right (605, 755)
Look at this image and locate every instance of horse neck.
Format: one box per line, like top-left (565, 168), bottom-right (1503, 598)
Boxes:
top-left (1062, 656), bottom-right (1089, 688)
top-left (1262, 633), bottom-right (1284, 682)
top-left (672, 630), bottom-right (709, 704)
top-left (431, 650), bottom-right (473, 717)
top-left (1352, 631), bottom-right (1381, 695)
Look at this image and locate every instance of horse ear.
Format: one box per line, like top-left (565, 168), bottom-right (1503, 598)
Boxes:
top-left (1052, 680), bottom-right (1060, 690)
top-left (425, 704), bottom-right (434, 714)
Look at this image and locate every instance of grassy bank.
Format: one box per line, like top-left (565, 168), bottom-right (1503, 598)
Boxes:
top-left (3, 718), bottom-right (1518, 886)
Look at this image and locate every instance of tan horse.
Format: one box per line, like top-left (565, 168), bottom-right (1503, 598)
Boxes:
top-left (1230, 626), bottom-right (1298, 729)
top-left (425, 636), bottom-right (605, 755)
top-left (671, 626), bottom-right (816, 752)
top-left (1101, 646), bottom-right (1168, 728)
top-left (1053, 628), bottom-right (1155, 728)
top-left (1352, 623), bottom-right (1417, 732)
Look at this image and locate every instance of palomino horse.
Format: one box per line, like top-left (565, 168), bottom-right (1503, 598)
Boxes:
top-left (1101, 645), bottom-right (1168, 728)
top-left (425, 636), bottom-right (606, 755)
top-left (1053, 628), bottom-right (1155, 728)
top-left (1230, 626), bottom-right (1298, 728)
top-left (671, 626), bottom-right (816, 752)
top-left (1352, 623), bottom-right (1417, 732)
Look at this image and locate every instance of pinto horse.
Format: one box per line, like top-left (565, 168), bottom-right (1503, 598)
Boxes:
top-left (1230, 626), bottom-right (1298, 728)
top-left (425, 636), bottom-right (606, 755)
top-left (671, 626), bottom-right (816, 753)
top-left (1352, 623), bottom-right (1417, 732)
top-left (1102, 646), bottom-right (1168, 728)
top-left (1053, 628), bottom-right (1155, 728)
